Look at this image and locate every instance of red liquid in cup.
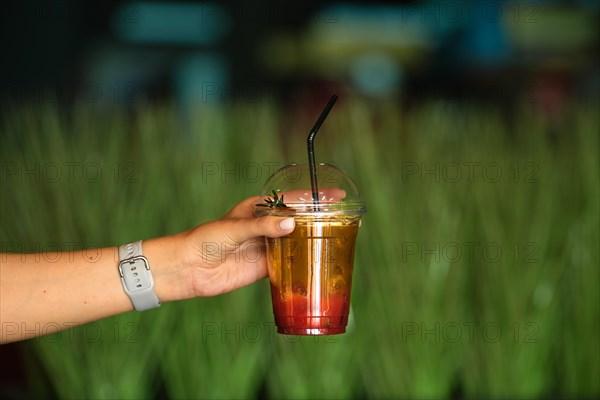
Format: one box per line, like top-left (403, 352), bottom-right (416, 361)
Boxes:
top-left (271, 290), bottom-right (349, 335)
top-left (266, 216), bottom-right (359, 335)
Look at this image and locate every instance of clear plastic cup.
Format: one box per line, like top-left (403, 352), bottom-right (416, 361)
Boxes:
top-left (254, 163), bottom-right (366, 335)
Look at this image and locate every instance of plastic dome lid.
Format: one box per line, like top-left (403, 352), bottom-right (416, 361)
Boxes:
top-left (254, 163), bottom-right (366, 216)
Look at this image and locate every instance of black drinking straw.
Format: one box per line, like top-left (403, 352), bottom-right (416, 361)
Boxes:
top-left (307, 95), bottom-right (338, 206)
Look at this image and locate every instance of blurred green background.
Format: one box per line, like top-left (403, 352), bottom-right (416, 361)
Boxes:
top-left (1, 0), bottom-right (599, 399)
top-left (1, 100), bottom-right (598, 399)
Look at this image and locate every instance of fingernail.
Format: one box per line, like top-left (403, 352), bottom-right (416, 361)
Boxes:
top-left (279, 218), bottom-right (295, 231)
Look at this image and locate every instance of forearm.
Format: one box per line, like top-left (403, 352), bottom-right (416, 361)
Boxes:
top-left (0, 233), bottom-right (190, 344)
top-left (0, 199), bottom-right (292, 344)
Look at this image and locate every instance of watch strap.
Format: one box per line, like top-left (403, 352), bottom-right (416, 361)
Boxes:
top-left (119, 240), bottom-right (143, 260)
top-left (118, 241), bottom-right (161, 311)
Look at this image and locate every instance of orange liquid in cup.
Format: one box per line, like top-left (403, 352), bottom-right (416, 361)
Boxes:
top-left (266, 216), bottom-right (360, 335)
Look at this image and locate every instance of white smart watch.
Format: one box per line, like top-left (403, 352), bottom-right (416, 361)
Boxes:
top-left (118, 241), bottom-right (161, 311)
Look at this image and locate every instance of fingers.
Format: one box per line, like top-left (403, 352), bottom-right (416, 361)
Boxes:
top-left (226, 188), bottom-right (347, 219)
top-left (227, 216), bottom-right (295, 243)
top-left (201, 216), bottom-right (295, 248)
top-left (266, 188), bottom-right (347, 203)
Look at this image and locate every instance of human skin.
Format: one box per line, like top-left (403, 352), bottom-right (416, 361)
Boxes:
top-left (0, 197), bottom-right (295, 344)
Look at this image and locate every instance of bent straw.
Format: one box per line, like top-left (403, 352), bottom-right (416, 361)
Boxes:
top-left (307, 95), bottom-right (338, 207)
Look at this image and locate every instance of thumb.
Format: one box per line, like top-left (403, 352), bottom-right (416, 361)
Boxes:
top-left (215, 216), bottom-right (295, 244)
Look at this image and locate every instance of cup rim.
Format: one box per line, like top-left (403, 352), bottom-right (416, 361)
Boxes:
top-left (253, 201), bottom-right (366, 216)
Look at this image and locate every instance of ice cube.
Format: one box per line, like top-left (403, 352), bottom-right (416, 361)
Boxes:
top-left (329, 275), bottom-right (346, 293)
top-left (293, 283), bottom-right (307, 296)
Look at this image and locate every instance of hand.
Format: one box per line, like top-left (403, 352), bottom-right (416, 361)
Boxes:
top-left (0, 192), bottom-right (345, 343)
top-left (179, 197), bottom-right (295, 297)
top-left (146, 190), bottom-right (346, 302)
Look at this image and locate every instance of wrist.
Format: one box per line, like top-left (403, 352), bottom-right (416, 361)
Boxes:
top-left (142, 233), bottom-right (194, 302)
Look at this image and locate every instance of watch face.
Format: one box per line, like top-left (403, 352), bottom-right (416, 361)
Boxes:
top-left (121, 257), bottom-right (152, 292)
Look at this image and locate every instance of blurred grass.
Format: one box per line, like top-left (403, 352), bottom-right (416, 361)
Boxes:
top-left (0, 99), bottom-right (598, 399)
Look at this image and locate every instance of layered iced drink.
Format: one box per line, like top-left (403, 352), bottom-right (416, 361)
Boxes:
top-left (255, 163), bottom-right (365, 335)
top-left (267, 215), bottom-right (360, 334)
